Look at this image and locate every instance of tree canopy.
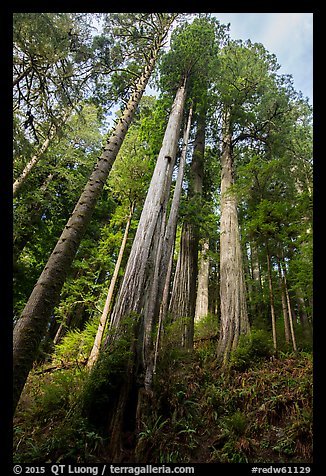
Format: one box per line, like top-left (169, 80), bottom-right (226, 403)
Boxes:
top-left (12, 12), bottom-right (313, 466)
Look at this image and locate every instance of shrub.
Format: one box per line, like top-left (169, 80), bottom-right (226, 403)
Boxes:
top-left (194, 313), bottom-right (218, 340)
top-left (230, 329), bottom-right (274, 371)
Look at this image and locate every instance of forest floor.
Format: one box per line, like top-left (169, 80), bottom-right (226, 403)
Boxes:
top-left (13, 340), bottom-right (313, 464)
top-left (145, 344), bottom-right (313, 464)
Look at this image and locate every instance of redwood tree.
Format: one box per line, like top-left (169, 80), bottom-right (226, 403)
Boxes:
top-left (13, 13), bottom-right (177, 414)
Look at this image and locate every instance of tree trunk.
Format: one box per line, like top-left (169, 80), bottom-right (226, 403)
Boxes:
top-left (243, 242), bottom-right (254, 321)
top-left (13, 31), bottom-right (168, 415)
top-left (87, 202), bottom-right (134, 370)
top-left (108, 78), bottom-right (187, 363)
top-left (250, 239), bottom-right (264, 319)
top-left (277, 258), bottom-right (290, 345)
top-left (195, 238), bottom-right (209, 321)
top-left (216, 108), bottom-right (250, 365)
top-left (153, 105), bottom-right (193, 368)
top-left (103, 78), bottom-right (187, 460)
top-left (168, 111), bottom-right (206, 348)
top-left (266, 249), bottom-right (277, 351)
top-left (13, 110), bottom-right (71, 198)
top-left (295, 288), bottom-right (313, 341)
top-left (280, 258), bottom-right (297, 352)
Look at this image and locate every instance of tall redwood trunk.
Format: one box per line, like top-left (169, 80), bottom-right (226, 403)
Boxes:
top-left (277, 258), bottom-right (290, 345)
top-left (168, 111), bottom-right (206, 348)
top-left (158, 106), bottom-right (193, 315)
top-left (250, 239), bottom-right (264, 319)
top-left (103, 79), bottom-right (187, 461)
top-left (195, 238), bottom-right (210, 321)
top-left (216, 108), bottom-right (250, 365)
top-left (266, 248), bottom-right (277, 351)
top-left (13, 28), bottom-right (170, 414)
top-left (153, 105), bottom-right (193, 372)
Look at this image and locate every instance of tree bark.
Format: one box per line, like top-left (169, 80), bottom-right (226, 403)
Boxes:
top-left (153, 105), bottom-right (193, 365)
top-left (108, 78), bottom-right (187, 365)
top-left (103, 78), bottom-right (187, 460)
top-left (250, 239), bottom-right (264, 319)
top-left (87, 203), bottom-right (134, 370)
top-left (216, 108), bottom-right (250, 365)
top-left (13, 30), bottom-right (168, 415)
top-left (266, 248), bottom-right (277, 351)
top-left (168, 111), bottom-right (206, 348)
top-left (195, 238), bottom-right (210, 321)
top-left (277, 258), bottom-right (290, 345)
top-left (280, 258), bottom-right (297, 352)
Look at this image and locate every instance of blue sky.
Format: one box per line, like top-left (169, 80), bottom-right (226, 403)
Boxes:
top-left (211, 13), bottom-right (313, 104)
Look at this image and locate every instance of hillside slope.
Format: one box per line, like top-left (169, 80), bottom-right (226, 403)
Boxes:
top-left (13, 341), bottom-right (313, 464)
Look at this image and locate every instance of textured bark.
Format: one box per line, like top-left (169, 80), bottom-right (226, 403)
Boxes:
top-left (195, 238), bottom-right (210, 321)
top-left (109, 80), bottom-right (186, 332)
top-left (103, 79), bottom-right (187, 461)
top-left (250, 239), bottom-right (264, 319)
top-left (13, 109), bottom-right (71, 198)
top-left (277, 258), bottom-right (290, 345)
top-left (13, 34), bottom-right (165, 415)
top-left (87, 204), bottom-right (134, 370)
top-left (108, 80), bottom-right (187, 368)
top-left (169, 221), bottom-right (198, 334)
top-left (216, 109), bottom-right (250, 365)
top-left (266, 250), bottom-right (277, 351)
top-left (280, 258), bottom-right (297, 352)
top-left (168, 112), bottom-right (206, 348)
top-left (153, 106), bottom-right (193, 372)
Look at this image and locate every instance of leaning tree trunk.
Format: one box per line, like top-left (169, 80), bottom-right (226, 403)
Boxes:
top-left (87, 202), bottom-right (134, 370)
top-left (13, 109), bottom-right (71, 198)
top-left (108, 79), bottom-right (187, 337)
top-left (168, 111), bottom-right (206, 348)
top-left (103, 78), bottom-right (187, 460)
top-left (216, 108), bottom-right (250, 365)
top-left (12, 28), bottom-right (170, 415)
top-left (153, 106), bottom-right (193, 372)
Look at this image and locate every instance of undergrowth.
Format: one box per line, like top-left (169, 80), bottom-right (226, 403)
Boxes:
top-left (13, 322), bottom-right (313, 464)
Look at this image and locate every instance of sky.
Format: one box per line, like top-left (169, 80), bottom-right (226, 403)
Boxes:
top-left (211, 13), bottom-right (313, 104)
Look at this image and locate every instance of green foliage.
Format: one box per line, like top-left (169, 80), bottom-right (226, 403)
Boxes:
top-left (81, 313), bottom-right (140, 430)
top-left (13, 12), bottom-right (313, 466)
top-left (159, 16), bottom-right (229, 95)
top-left (52, 318), bottom-right (100, 365)
top-left (13, 103), bottom-right (105, 320)
top-left (13, 368), bottom-right (106, 463)
top-left (229, 329), bottom-right (274, 371)
top-left (193, 315), bottom-right (218, 365)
